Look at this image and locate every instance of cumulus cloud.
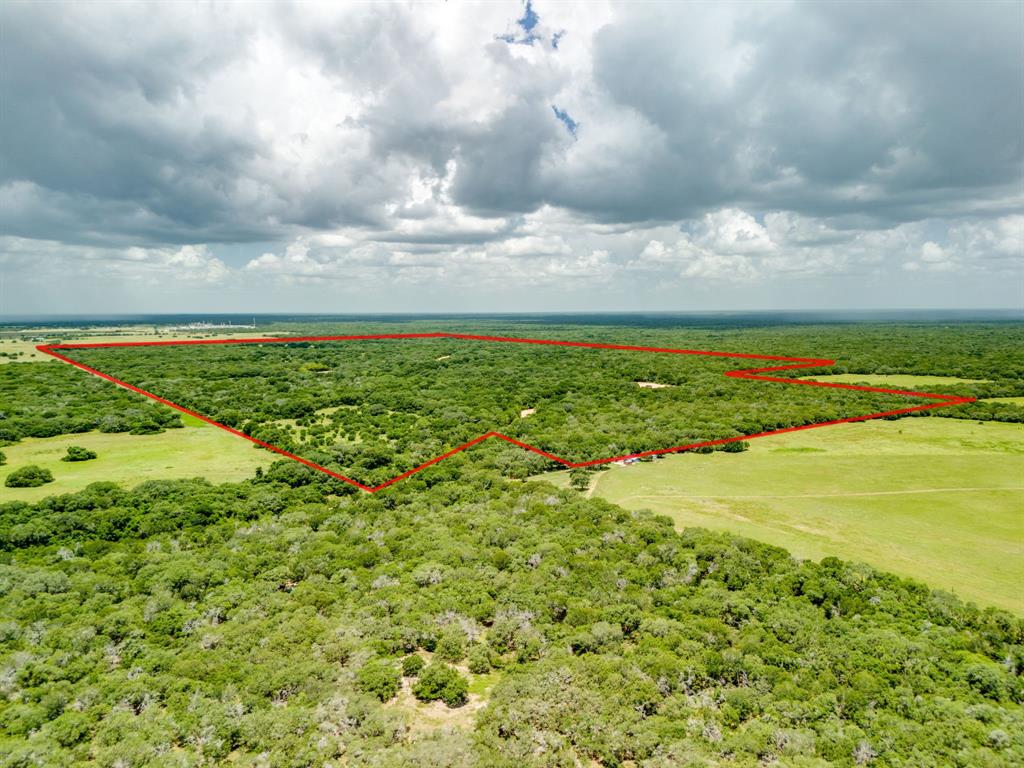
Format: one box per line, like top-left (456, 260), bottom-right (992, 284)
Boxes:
top-left (904, 242), bottom-right (957, 273)
top-left (0, 239), bottom-right (229, 290)
top-left (0, 0), bottom-right (1020, 312)
top-left (632, 211), bottom-right (1022, 284)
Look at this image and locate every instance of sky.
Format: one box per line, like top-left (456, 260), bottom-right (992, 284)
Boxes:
top-left (0, 0), bottom-right (1021, 314)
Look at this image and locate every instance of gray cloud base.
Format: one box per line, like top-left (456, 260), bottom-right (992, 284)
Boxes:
top-left (0, 0), bottom-right (1020, 312)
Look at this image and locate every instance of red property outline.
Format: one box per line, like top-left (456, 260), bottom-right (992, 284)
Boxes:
top-left (37, 333), bottom-right (975, 493)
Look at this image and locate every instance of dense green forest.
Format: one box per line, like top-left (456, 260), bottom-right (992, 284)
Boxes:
top-left (0, 362), bottom-right (183, 442)
top-left (54, 338), bottom-right (910, 486)
top-left (1, 321), bottom-right (1022, 766)
top-left (2, 464), bottom-right (1022, 766)
top-left (31, 323), bottom-right (1020, 486)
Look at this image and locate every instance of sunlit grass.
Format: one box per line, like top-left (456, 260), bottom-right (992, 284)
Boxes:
top-left (547, 418), bottom-right (1024, 612)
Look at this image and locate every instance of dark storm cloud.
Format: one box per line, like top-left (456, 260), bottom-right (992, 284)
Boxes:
top-left (0, 2), bottom-right (413, 245)
top-left (0, 4), bottom-right (272, 244)
top-left (549, 1), bottom-right (1023, 224)
top-left (448, 98), bottom-right (567, 217)
top-left (747, 3), bottom-right (1021, 192)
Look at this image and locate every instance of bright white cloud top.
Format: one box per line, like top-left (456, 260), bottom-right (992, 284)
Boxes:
top-left (0, 0), bottom-right (1021, 312)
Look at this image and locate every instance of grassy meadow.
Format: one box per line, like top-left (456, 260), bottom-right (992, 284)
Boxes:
top-left (0, 326), bottom-right (284, 364)
top-left (1, 414), bottom-right (272, 503)
top-left (805, 373), bottom-right (990, 387)
top-left (548, 417), bottom-right (1024, 612)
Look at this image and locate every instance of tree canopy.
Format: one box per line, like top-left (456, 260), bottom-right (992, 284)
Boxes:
top-left (1, 320), bottom-right (1022, 765)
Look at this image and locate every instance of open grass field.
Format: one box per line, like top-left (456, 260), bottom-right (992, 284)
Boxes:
top-left (1, 414), bottom-right (273, 503)
top-left (0, 326), bottom-right (174, 363)
top-left (805, 373), bottom-right (989, 387)
top-left (547, 418), bottom-right (1024, 612)
top-left (0, 326), bottom-right (285, 364)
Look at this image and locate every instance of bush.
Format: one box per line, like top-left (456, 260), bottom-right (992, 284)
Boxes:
top-left (966, 663), bottom-right (1006, 701)
top-left (129, 422), bottom-right (163, 435)
top-left (61, 446), bottom-right (97, 462)
top-left (435, 628), bottom-right (466, 662)
top-left (466, 645), bottom-right (491, 674)
top-left (48, 711), bottom-right (92, 747)
top-left (401, 655), bottom-right (425, 677)
top-left (5, 465), bottom-right (54, 488)
top-left (0, 450), bottom-right (5, 465)
top-left (356, 659), bottom-right (400, 702)
top-left (720, 440), bottom-right (749, 453)
top-left (412, 663), bottom-right (468, 708)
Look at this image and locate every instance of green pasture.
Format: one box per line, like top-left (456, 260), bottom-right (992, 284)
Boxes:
top-left (547, 418), bottom-right (1024, 612)
top-left (805, 373), bottom-right (989, 388)
top-left (1, 414), bottom-right (272, 503)
top-left (0, 327), bottom-right (285, 364)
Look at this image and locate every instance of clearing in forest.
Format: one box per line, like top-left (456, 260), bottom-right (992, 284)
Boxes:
top-left (39, 333), bottom-right (974, 491)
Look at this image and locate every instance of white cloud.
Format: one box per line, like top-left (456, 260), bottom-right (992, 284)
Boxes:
top-left (903, 242), bottom-right (955, 272)
top-left (693, 209), bottom-right (775, 255)
top-left (0, 1), bottom-right (1020, 312)
top-left (165, 246), bottom-right (229, 283)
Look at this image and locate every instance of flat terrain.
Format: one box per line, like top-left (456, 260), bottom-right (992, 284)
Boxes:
top-left (3, 322), bottom-right (1022, 766)
top-left (58, 336), bottom-right (917, 487)
top-left (0, 325), bottom-right (282, 364)
top-left (383, 654), bottom-right (500, 735)
top-left (548, 418), bottom-right (1024, 612)
top-left (806, 373), bottom-right (989, 387)
top-left (1, 415), bottom-right (272, 503)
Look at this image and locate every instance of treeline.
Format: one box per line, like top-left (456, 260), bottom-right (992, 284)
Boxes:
top-left (1, 463), bottom-right (1021, 766)
top-left (3, 323), bottom-right (1021, 476)
top-left (59, 338), bottom-right (921, 485)
top-left (0, 362), bottom-right (181, 442)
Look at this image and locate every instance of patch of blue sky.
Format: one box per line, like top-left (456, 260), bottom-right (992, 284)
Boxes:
top-left (552, 106), bottom-right (578, 138)
top-left (496, 1), bottom-right (543, 46)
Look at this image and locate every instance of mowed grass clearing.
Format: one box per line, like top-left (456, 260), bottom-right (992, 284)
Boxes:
top-left (548, 418), bottom-right (1024, 612)
top-left (0, 327), bottom-right (286, 364)
top-left (1, 414), bottom-right (273, 503)
top-left (805, 373), bottom-right (989, 387)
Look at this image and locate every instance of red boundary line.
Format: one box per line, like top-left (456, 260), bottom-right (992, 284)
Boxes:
top-left (37, 333), bottom-right (975, 493)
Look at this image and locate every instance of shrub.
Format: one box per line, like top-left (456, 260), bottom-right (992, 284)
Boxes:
top-left (435, 628), bottom-right (466, 662)
top-left (412, 663), bottom-right (468, 708)
top-left (129, 422), bottom-right (163, 435)
top-left (0, 450), bottom-right (5, 465)
top-left (966, 663), bottom-right (1006, 701)
top-left (5, 465), bottom-right (54, 488)
top-left (61, 446), bottom-right (97, 462)
top-left (490, 549), bottom-right (511, 571)
top-left (466, 645), bottom-right (491, 674)
top-left (401, 655), bottom-right (425, 677)
top-left (720, 440), bottom-right (749, 453)
top-left (356, 659), bottom-right (400, 702)
top-left (48, 711), bottom-right (92, 747)
top-left (411, 562), bottom-right (444, 586)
